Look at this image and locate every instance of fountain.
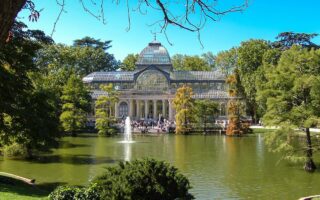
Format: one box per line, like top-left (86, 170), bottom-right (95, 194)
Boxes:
top-left (118, 116), bottom-right (134, 161)
top-left (119, 116), bottom-right (134, 144)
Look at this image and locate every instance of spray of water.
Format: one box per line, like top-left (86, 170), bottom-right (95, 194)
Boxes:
top-left (119, 116), bottom-right (134, 144)
top-left (124, 116), bottom-right (132, 142)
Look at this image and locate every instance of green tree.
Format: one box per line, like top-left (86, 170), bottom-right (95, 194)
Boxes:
top-left (195, 100), bottom-right (219, 133)
top-left (225, 72), bottom-right (250, 136)
top-left (173, 85), bottom-right (196, 134)
top-left (0, 22), bottom-right (59, 157)
top-left (237, 39), bottom-right (270, 123)
top-left (215, 48), bottom-right (238, 76)
top-left (255, 48), bottom-right (282, 117)
top-left (1, 86), bottom-right (61, 158)
top-left (92, 158), bottom-right (193, 200)
top-left (201, 52), bottom-right (216, 69)
top-left (171, 54), bottom-right (210, 71)
top-left (171, 54), bottom-right (184, 70)
top-left (73, 36), bottom-right (112, 51)
top-left (120, 53), bottom-right (139, 71)
top-left (36, 43), bottom-right (119, 77)
top-left (95, 84), bottom-right (119, 136)
top-left (258, 46), bottom-right (320, 172)
top-left (273, 32), bottom-right (319, 50)
top-left (60, 74), bottom-right (91, 136)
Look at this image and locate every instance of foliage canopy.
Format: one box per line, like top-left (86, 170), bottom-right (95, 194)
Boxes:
top-left (92, 158), bottom-right (193, 200)
top-left (173, 85), bottom-right (196, 134)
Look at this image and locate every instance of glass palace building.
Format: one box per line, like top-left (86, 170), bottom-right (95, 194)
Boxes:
top-left (83, 40), bottom-right (229, 122)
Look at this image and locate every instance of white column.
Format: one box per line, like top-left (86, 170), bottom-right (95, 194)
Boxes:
top-left (115, 102), bottom-right (119, 118)
top-left (162, 99), bottom-right (166, 118)
top-left (129, 99), bottom-right (133, 118)
top-left (153, 100), bottom-right (157, 119)
top-left (168, 100), bottom-right (173, 121)
top-left (136, 100), bottom-right (140, 119)
top-left (145, 100), bottom-right (149, 119)
top-left (225, 101), bottom-right (228, 116)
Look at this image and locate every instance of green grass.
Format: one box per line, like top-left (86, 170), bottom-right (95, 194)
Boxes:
top-left (0, 176), bottom-right (55, 200)
top-left (0, 183), bottom-right (47, 200)
top-left (252, 128), bottom-right (275, 134)
top-left (252, 127), bottom-right (320, 139)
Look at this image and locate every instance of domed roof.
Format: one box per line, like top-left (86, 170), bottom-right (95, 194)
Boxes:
top-left (136, 40), bottom-right (171, 65)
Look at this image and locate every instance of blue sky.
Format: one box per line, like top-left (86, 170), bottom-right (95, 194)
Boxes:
top-left (19, 0), bottom-right (320, 61)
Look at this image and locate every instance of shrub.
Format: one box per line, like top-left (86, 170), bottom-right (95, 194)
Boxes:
top-left (3, 143), bottom-right (29, 159)
top-left (92, 158), bottom-right (194, 200)
top-left (97, 127), bottom-right (117, 137)
top-left (48, 186), bottom-right (81, 200)
top-left (83, 183), bottom-right (100, 200)
top-left (48, 184), bottom-right (100, 200)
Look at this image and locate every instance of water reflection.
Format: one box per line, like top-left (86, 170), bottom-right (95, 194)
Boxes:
top-left (28, 154), bottom-right (116, 165)
top-left (124, 143), bottom-right (132, 161)
top-left (1, 135), bottom-right (320, 200)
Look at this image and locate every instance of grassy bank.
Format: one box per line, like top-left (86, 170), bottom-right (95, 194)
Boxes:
top-left (252, 128), bottom-right (275, 134)
top-left (0, 176), bottom-right (53, 200)
top-left (252, 127), bottom-right (320, 137)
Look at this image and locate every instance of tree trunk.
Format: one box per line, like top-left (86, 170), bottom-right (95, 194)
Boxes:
top-left (203, 117), bottom-right (207, 134)
top-left (251, 109), bottom-right (256, 124)
top-left (0, 0), bottom-right (27, 44)
top-left (71, 131), bottom-right (77, 137)
top-left (304, 128), bottom-right (316, 172)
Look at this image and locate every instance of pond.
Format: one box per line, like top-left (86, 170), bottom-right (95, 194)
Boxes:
top-left (1, 134), bottom-right (320, 199)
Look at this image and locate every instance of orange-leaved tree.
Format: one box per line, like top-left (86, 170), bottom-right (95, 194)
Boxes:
top-left (226, 71), bottom-right (250, 136)
top-left (173, 85), bottom-right (196, 134)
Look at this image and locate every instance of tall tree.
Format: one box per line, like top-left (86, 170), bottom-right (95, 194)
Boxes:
top-left (120, 54), bottom-right (139, 71)
top-left (273, 32), bottom-right (319, 50)
top-left (73, 36), bottom-right (112, 50)
top-left (171, 54), bottom-right (184, 70)
top-left (0, 22), bottom-right (59, 157)
top-left (215, 48), bottom-right (238, 76)
top-left (95, 84), bottom-right (119, 136)
top-left (173, 85), bottom-right (196, 134)
top-left (237, 39), bottom-right (270, 123)
top-left (255, 48), bottom-right (282, 117)
top-left (201, 52), bottom-right (216, 69)
top-left (0, 0), bottom-right (27, 44)
top-left (35, 44), bottom-right (119, 77)
top-left (171, 54), bottom-right (211, 71)
top-left (60, 74), bottom-right (91, 136)
top-left (195, 99), bottom-right (219, 133)
top-left (225, 72), bottom-right (249, 136)
top-left (259, 46), bottom-right (320, 172)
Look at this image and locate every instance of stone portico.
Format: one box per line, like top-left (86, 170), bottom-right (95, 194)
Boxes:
top-left (83, 40), bottom-right (229, 123)
top-left (114, 97), bottom-right (174, 121)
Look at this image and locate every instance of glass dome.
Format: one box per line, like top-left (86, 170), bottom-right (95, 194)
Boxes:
top-left (136, 40), bottom-right (171, 65)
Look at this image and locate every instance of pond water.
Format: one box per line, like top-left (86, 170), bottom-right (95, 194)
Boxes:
top-left (1, 134), bottom-right (320, 199)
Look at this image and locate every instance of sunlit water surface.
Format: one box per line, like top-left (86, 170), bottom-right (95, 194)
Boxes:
top-left (1, 134), bottom-right (320, 199)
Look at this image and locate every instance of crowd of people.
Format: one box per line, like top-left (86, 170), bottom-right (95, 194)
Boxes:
top-left (119, 115), bottom-right (175, 133)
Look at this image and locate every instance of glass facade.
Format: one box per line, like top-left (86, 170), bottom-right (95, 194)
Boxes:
top-left (83, 40), bottom-right (231, 121)
top-left (119, 102), bottom-right (128, 117)
top-left (136, 70), bottom-right (169, 91)
top-left (84, 40), bottom-right (230, 102)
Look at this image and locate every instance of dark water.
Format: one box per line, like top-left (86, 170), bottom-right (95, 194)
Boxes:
top-left (1, 134), bottom-right (320, 199)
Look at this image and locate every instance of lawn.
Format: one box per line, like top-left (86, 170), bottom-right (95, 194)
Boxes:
top-left (251, 128), bottom-right (275, 134)
top-left (0, 176), bottom-right (54, 200)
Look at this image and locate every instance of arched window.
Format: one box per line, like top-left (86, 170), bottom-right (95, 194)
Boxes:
top-left (119, 102), bottom-right (128, 117)
top-left (136, 70), bottom-right (168, 91)
top-left (220, 103), bottom-right (227, 116)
